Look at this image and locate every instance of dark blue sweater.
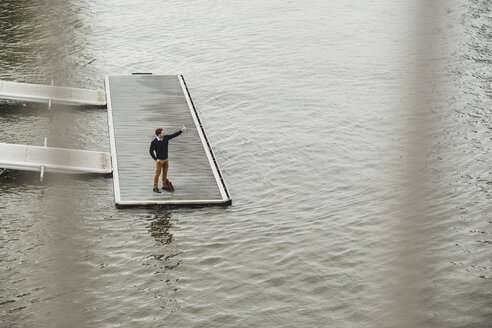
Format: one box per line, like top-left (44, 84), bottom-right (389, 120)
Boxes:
top-left (149, 130), bottom-right (182, 160)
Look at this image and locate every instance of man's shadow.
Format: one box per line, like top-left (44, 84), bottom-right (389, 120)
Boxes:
top-left (146, 211), bottom-right (183, 274)
top-left (147, 211), bottom-right (174, 245)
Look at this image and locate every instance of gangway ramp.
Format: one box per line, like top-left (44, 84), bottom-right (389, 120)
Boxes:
top-left (0, 143), bottom-right (111, 174)
top-left (0, 80), bottom-right (106, 106)
top-left (105, 74), bottom-right (231, 206)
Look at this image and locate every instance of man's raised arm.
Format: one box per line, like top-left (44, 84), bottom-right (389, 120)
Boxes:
top-left (167, 128), bottom-right (185, 140)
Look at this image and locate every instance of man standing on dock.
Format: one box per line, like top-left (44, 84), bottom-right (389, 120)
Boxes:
top-left (150, 127), bottom-right (186, 193)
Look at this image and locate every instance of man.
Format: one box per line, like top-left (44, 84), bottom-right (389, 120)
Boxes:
top-left (149, 126), bottom-right (186, 193)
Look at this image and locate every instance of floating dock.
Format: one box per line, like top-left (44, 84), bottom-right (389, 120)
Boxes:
top-left (0, 80), bottom-right (106, 106)
top-left (0, 142), bottom-right (111, 174)
top-left (105, 74), bottom-right (231, 206)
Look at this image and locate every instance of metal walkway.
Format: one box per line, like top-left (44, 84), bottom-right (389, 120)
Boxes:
top-left (0, 142), bottom-right (111, 175)
top-left (0, 80), bottom-right (106, 106)
top-left (105, 74), bottom-right (231, 206)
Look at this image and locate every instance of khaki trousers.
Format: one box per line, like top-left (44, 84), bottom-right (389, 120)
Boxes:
top-left (154, 159), bottom-right (169, 189)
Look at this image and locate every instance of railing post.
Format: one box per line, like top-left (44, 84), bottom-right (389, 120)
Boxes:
top-left (40, 136), bottom-right (47, 182)
top-left (48, 80), bottom-right (53, 110)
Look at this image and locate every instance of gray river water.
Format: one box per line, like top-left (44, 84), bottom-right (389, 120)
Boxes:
top-left (0, 0), bottom-right (491, 327)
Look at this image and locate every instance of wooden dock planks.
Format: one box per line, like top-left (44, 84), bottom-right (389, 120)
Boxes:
top-left (105, 74), bottom-right (231, 206)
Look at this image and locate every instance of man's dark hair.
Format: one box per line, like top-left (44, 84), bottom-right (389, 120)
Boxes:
top-left (155, 128), bottom-right (163, 136)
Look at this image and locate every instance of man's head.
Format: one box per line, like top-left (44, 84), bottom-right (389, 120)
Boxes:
top-left (155, 128), bottom-right (164, 138)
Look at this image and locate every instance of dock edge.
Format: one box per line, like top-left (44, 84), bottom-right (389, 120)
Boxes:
top-left (179, 75), bottom-right (232, 206)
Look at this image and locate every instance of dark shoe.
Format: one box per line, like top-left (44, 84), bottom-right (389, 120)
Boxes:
top-left (162, 186), bottom-right (171, 192)
top-left (153, 188), bottom-right (161, 193)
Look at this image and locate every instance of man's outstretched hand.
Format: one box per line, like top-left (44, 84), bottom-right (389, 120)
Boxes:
top-left (181, 126), bottom-right (187, 133)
